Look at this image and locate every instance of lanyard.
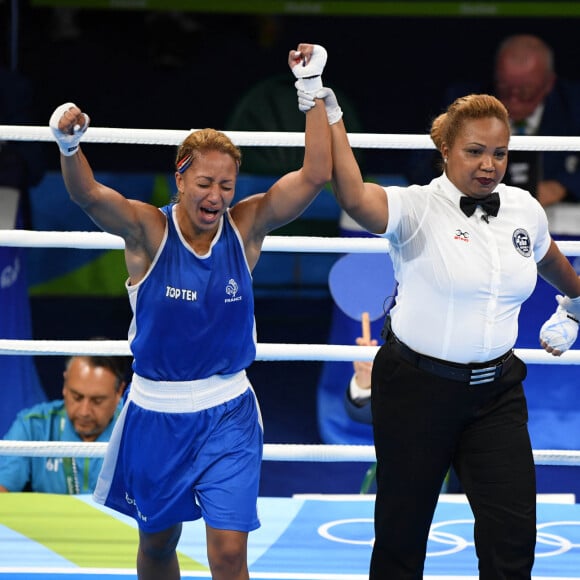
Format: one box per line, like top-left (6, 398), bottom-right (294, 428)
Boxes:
top-left (62, 457), bottom-right (80, 494)
top-left (59, 416), bottom-right (80, 495)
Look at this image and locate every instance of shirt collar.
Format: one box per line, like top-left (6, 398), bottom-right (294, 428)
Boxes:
top-left (510, 103), bottom-right (544, 135)
top-left (434, 171), bottom-right (467, 206)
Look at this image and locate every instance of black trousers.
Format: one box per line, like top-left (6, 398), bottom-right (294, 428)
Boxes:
top-left (369, 337), bottom-right (536, 579)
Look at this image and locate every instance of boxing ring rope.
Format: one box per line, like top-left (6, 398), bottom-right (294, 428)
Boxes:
top-left (2, 125), bottom-right (580, 468)
top-left (2, 229), bottom-right (580, 256)
top-left (1, 441), bottom-right (580, 467)
top-left (3, 125), bottom-right (580, 151)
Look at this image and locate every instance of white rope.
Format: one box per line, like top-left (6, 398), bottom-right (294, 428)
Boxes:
top-left (0, 339), bottom-right (578, 364)
top-left (0, 442), bottom-right (378, 461)
top-left (0, 441), bottom-right (578, 467)
top-left (0, 230), bottom-right (392, 253)
top-left (4, 125), bottom-right (580, 152)
top-left (2, 230), bottom-right (580, 257)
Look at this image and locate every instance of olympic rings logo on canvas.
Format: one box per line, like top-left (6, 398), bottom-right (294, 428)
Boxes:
top-left (317, 518), bottom-right (580, 557)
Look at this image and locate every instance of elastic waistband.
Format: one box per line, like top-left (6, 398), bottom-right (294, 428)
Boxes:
top-left (388, 332), bottom-right (514, 386)
top-left (129, 370), bottom-right (249, 413)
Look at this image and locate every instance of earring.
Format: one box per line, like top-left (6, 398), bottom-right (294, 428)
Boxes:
top-left (444, 157), bottom-right (448, 163)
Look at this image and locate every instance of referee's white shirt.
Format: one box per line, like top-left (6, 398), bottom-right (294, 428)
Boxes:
top-left (382, 172), bottom-right (551, 364)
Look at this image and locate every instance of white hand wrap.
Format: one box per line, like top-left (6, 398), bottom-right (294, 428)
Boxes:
top-left (315, 87), bottom-right (343, 125)
top-left (49, 102), bottom-right (89, 157)
top-left (297, 88), bottom-right (316, 113)
top-left (294, 83), bottom-right (343, 124)
top-left (292, 44), bottom-right (327, 93)
top-left (539, 295), bottom-right (580, 353)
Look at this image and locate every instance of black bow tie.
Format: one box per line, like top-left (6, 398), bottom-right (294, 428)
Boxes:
top-left (459, 192), bottom-right (500, 218)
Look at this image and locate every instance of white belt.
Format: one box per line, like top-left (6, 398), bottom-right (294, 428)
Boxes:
top-left (129, 370), bottom-right (249, 413)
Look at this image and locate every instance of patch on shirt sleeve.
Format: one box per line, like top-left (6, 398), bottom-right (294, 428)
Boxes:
top-left (512, 228), bottom-right (532, 257)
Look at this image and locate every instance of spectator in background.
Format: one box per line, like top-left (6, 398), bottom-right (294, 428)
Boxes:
top-left (0, 353), bottom-right (127, 494)
top-left (0, 65), bottom-right (48, 436)
top-left (406, 34), bottom-right (580, 207)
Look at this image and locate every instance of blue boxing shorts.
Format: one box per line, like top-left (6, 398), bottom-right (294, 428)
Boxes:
top-left (93, 371), bottom-right (263, 533)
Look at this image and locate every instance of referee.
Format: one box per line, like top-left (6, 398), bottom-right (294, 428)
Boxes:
top-left (299, 66), bottom-right (580, 579)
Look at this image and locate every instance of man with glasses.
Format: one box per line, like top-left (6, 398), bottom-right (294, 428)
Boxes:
top-left (495, 35), bottom-right (556, 132)
top-left (405, 34), bottom-right (580, 208)
top-left (493, 34), bottom-right (579, 207)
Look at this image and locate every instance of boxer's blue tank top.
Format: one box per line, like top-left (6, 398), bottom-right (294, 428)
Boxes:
top-left (127, 204), bottom-right (256, 381)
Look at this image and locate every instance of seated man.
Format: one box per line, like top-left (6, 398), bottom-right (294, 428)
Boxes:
top-left (0, 354), bottom-right (127, 494)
